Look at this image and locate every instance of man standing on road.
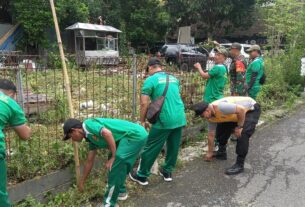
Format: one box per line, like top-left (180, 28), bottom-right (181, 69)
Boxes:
top-left (193, 48), bottom-right (228, 161)
top-left (129, 57), bottom-right (186, 185)
top-left (0, 79), bottom-right (31, 206)
top-left (229, 43), bottom-right (247, 96)
top-left (62, 118), bottom-right (148, 207)
top-left (192, 96), bottom-right (261, 175)
top-left (245, 45), bottom-right (265, 99)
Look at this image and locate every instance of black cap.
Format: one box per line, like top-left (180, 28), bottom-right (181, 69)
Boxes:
top-left (0, 79), bottom-right (17, 92)
top-left (230, 42), bottom-right (242, 51)
top-left (63, 118), bottom-right (82, 140)
top-left (191, 102), bottom-right (209, 117)
top-left (146, 57), bottom-right (165, 71)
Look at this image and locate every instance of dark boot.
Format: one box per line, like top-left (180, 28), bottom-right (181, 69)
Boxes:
top-left (225, 157), bottom-right (245, 175)
top-left (213, 145), bottom-right (227, 160)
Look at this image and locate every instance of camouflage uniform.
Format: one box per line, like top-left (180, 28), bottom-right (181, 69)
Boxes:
top-left (229, 55), bottom-right (247, 96)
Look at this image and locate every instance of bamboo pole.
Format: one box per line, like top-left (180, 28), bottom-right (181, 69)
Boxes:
top-left (49, 0), bottom-right (81, 186)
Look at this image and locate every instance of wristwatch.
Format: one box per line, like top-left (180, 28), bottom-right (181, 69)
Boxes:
top-left (236, 125), bottom-right (243, 129)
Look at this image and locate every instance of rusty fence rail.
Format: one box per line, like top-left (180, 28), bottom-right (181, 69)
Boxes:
top-left (0, 54), bottom-right (206, 184)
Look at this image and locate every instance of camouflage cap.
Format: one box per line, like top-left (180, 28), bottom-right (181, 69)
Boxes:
top-left (215, 47), bottom-right (229, 57)
top-left (246, 44), bottom-right (261, 52)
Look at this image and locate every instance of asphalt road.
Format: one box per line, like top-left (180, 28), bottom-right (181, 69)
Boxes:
top-left (131, 107), bottom-right (305, 207)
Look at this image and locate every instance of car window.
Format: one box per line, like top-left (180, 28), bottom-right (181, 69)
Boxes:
top-left (196, 47), bottom-right (208, 55)
top-left (180, 45), bottom-right (189, 52)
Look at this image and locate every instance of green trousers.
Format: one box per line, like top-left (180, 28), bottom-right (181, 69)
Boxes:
top-left (249, 86), bottom-right (260, 100)
top-left (103, 137), bottom-right (146, 207)
top-left (137, 126), bottom-right (183, 177)
top-left (0, 152), bottom-right (10, 207)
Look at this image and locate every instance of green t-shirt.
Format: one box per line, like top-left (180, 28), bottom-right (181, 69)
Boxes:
top-left (0, 92), bottom-right (27, 154)
top-left (204, 64), bottom-right (228, 103)
top-left (246, 57), bottom-right (264, 99)
top-left (84, 118), bottom-right (148, 151)
top-left (141, 72), bottom-right (187, 129)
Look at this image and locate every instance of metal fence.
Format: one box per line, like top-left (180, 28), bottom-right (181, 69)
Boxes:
top-left (0, 53), bottom-right (206, 184)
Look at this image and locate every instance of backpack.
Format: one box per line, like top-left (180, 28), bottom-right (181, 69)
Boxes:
top-left (259, 73), bottom-right (266, 85)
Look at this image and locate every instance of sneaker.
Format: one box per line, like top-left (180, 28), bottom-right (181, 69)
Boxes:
top-left (159, 168), bottom-right (172, 182)
top-left (117, 192), bottom-right (128, 201)
top-left (225, 163), bottom-right (244, 175)
top-left (129, 170), bottom-right (148, 185)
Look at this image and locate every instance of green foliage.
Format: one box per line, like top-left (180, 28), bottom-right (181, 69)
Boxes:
top-left (55, 0), bottom-right (89, 30)
top-left (13, 0), bottom-right (53, 49)
top-left (12, 0), bottom-right (89, 51)
top-left (39, 95), bottom-right (69, 124)
top-left (256, 54), bottom-right (301, 111)
top-left (99, 0), bottom-right (170, 47)
top-left (260, 0), bottom-right (305, 100)
top-left (165, 0), bottom-right (257, 39)
top-left (264, 0), bottom-right (305, 50)
top-left (281, 49), bottom-right (304, 87)
top-left (118, 21), bottom-right (128, 56)
top-left (7, 131), bottom-right (74, 183)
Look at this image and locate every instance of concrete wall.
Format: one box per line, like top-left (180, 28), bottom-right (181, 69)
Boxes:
top-left (7, 124), bottom-right (205, 204)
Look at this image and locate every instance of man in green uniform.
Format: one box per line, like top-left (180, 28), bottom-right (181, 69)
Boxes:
top-left (194, 47), bottom-right (228, 103)
top-left (0, 79), bottom-right (31, 207)
top-left (194, 48), bottom-right (228, 160)
top-left (229, 43), bottom-right (247, 96)
top-left (129, 58), bottom-right (186, 185)
top-left (63, 118), bottom-right (148, 207)
top-left (245, 45), bottom-right (264, 99)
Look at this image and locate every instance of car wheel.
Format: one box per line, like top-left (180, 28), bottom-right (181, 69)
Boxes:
top-left (180, 63), bottom-right (189, 71)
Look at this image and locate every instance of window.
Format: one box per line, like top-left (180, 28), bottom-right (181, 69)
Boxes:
top-left (97, 38), bottom-right (105, 50)
top-left (85, 38), bottom-right (97, 50)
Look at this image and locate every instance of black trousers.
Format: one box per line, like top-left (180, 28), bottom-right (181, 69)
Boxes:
top-left (215, 104), bottom-right (261, 164)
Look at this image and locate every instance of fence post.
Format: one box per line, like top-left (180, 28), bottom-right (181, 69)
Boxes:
top-left (132, 54), bottom-right (137, 122)
top-left (49, 0), bottom-right (81, 186)
top-left (16, 68), bottom-right (24, 109)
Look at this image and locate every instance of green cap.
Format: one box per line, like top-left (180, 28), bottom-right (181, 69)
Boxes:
top-left (215, 47), bottom-right (228, 57)
top-left (246, 44), bottom-right (261, 52)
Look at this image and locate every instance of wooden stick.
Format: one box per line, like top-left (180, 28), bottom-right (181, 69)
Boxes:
top-left (49, 0), bottom-right (81, 186)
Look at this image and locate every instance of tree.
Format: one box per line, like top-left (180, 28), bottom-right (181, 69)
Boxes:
top-left (13, 0), bottom-right (53, 51)
top-left (263, 0), bottom-right (305, 86)
top-left (84, 0), bottom-right (170, 48)
top-left (12, 0), bottom-right (89, 52)
top-left (56, 0), bottom-right (89, 29)
top-left (165, 0), bottom-right (257, 39)
top-left (264, 0), bottom-right (305, 50)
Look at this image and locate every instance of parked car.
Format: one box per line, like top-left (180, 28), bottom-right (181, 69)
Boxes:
top-left (159, 43), bottom-right (209, 71)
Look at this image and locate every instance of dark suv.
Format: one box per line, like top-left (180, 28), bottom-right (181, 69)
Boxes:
top-left (159, 44), bottom-right (208, 71)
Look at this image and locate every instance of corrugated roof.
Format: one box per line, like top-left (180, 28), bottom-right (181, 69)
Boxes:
top-left (66, 22), bottom-right (122, 33)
